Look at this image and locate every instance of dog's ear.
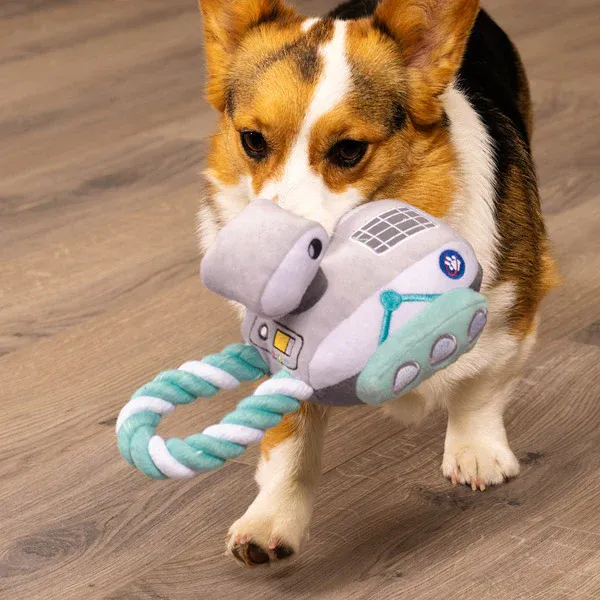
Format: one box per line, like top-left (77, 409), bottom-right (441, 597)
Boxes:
top-left (373, 0), bottom-right (479, 125)
top-left (198, 0), bottom-right (294, 112)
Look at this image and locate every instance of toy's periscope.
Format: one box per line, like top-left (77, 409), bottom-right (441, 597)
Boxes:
top-left (117, 199), bottom-right (487, 479)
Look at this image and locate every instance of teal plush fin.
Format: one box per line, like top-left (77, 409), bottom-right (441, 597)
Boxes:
top-left (356, 288), bottom-right (488, 406)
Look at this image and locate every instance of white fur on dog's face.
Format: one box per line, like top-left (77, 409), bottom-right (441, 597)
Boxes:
top-left (257, 20), bottom-right (362, 233)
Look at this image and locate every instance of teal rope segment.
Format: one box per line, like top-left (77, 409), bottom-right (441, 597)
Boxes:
top-left (117, 411), bottom-right (161, 467)
top-left (116, 345), bottom-right (313, 480)
top-left (203, 344), bottom-right (269, 380)
top-left (165, 438), bottom-right (226, 472)
top-left (133, 376), bottom-right (210, 404)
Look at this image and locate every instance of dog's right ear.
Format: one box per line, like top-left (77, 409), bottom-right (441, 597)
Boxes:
top-left (198, 0), bottom-right (294, 112)
top-left (372, 0), bottom-right (479, 125)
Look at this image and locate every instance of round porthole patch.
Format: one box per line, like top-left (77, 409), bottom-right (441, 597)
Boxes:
top-left (258, 323), bottom-right (269, 340)
top-left (439, 249), bottom-right (465, 280)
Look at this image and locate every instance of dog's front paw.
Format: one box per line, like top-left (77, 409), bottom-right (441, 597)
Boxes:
top-left (227, 513), bottom-right (299, 567)
top-left (226, 492), bottom-right (312, 567)
top-left (442, 440), bottom-right (520, 490)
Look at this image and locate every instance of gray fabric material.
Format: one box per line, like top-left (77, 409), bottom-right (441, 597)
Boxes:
top-left (310, 375), bottom-right (361, 406)
top-left (393, 362), bottom-right (421, 394)
top-left (306, 238), bottom-right (478, 389)
top-left (468, 309), bottom-right (488, 341)
top-left (238, 200), bottom-right (483, 405)
top-left (350, 205), bottom-right (437, 254)
top-left (200, 199), bottom-right (328, 317)
top-left (289, 268), bottom-right (328, 315)
top-left (470, 264), bottom-right (484, 292)
top-left (207, 199), bottom-right (483, 406)
top-left (259, 226), bottom-right (328, 316)
top-left (246, 316), bottom-right (304, 371)
top-left (430, 334), bottom-right (458, 365)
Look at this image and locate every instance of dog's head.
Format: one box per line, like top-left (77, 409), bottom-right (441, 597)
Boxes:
top-left (198, 0), bottom-right (479, 243)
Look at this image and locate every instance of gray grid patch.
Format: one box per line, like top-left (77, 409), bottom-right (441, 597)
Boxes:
top-left (351, 207), bottom-right (437, 254)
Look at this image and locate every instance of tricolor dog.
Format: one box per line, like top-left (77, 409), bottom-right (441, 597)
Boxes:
top-left (196, 0), bottom-right (558, 566)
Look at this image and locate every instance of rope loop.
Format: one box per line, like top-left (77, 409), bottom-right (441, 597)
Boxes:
top-left (116, 344), bottom-right (313, 479)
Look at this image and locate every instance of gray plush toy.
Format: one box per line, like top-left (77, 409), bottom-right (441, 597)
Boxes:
top-left (201, 198), bottom-right (487, 406)
top-left (117, 198), bottom-right (488, 479)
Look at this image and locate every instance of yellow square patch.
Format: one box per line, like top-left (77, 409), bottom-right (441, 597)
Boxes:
top-left (273, 330), bottom-right (291, 355)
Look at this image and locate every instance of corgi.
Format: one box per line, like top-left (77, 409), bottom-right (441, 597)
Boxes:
top-left (196, 0), bottom-right (558, 566)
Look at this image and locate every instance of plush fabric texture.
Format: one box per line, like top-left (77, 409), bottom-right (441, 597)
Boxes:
top-left (356, 288), bottom-right (488, 405)
top-left (203, 199), bottom-right (487, 405)
top-left (200, 199), bottom-right (328, 318)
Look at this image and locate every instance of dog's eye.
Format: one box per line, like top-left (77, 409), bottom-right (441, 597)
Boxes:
top-left (240, 130), bottom-right (268, 160)
top-left (329, 139), bottom-right (368, 168)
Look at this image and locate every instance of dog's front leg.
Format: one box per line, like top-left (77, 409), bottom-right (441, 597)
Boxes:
top-left (227, 402), bottom-right (329, 566)
top-left (442, 372), bottom-right (521, 490)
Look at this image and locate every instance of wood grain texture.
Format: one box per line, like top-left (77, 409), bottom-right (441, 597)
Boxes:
top-left (1, 0), bottom-right (599, 599)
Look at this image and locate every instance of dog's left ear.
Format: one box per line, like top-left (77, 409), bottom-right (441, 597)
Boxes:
top-left (373, 0), bottom-right (479, 125)
top-left (198, 0), bottom-right (296, 112)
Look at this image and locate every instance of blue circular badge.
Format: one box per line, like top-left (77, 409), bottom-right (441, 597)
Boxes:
top-left (439, 249), bottom-right (465, 280)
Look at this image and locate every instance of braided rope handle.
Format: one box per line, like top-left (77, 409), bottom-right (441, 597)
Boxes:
top-left (116, 344), bottom-right (313, 479)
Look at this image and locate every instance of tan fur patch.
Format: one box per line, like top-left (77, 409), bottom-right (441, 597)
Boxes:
top-left (198, 0), bottom-right (302, 111)
top-left (260, 402), bottom-right (326, 458)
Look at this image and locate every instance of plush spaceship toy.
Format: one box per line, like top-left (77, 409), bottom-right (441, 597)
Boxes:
top-left (201, 198), bottom-right (487, 406)
top-left (117, 199), bottom-right (488, 479)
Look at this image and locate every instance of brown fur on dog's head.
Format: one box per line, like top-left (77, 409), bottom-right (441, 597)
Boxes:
top-left (197, 0), bottom-right (480, 233)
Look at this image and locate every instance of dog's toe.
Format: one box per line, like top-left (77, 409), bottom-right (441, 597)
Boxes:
top-left (231, 540), bottom-right (270, 567)
top-left (229, 538), bottom-right (294, 567)
top-left (247, 542), bottom-right (270, 564)
top-left (442, 442), bottom-right (520, 489)
top-left (273, 544), bottom-right (294, 560)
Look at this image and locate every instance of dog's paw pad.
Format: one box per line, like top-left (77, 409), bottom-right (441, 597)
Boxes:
top-left (227, 515), bottom-right (299, 567)
top-left (228, 537), bottom-right (294, 567)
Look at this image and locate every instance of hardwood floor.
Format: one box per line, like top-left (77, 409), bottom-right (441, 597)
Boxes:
top-left (1, 1), bottom-right (599, 598)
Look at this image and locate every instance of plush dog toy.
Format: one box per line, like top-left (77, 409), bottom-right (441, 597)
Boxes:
top-left (117, 200), bottom-right (487, 479)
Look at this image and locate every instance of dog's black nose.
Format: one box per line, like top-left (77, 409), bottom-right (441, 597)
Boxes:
top-left (308, 238), bottom-right (323, 260)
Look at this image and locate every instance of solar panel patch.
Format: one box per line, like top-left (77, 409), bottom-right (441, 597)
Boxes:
top-left (351, 206), bottom-right (438, 255)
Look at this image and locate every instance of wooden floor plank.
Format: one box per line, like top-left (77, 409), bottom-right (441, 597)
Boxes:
top-left (0, 0), bottom-right (213, 356)
top-left (2, 0), bottom-right (599, 598)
